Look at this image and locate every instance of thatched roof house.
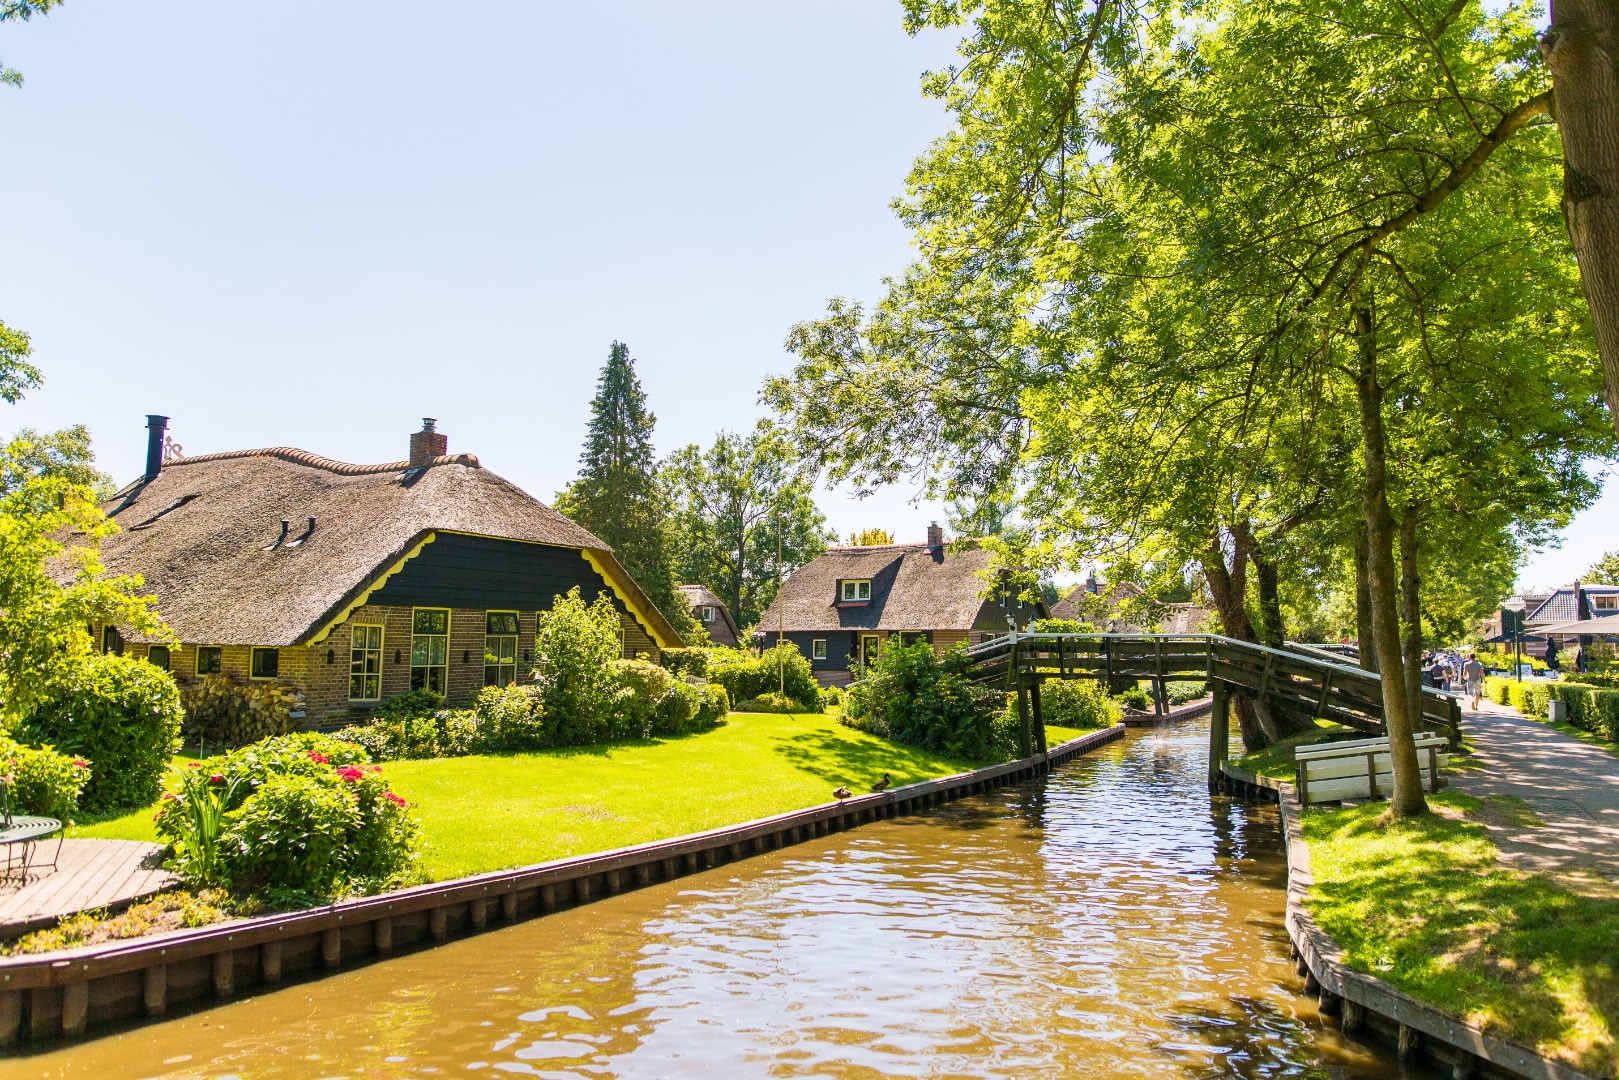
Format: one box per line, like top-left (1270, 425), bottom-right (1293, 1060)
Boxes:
top-left (677, 584), bottom-right (741, 648)
top-left (753, 524), bottom-right (1046, 686)
top-left (93, 417), bottom-right (682, 725)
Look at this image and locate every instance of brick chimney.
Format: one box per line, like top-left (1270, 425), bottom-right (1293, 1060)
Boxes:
top-left (409, 418), bottom-right (447, 468)
top-left (926, 521), bottom-right (944, 551)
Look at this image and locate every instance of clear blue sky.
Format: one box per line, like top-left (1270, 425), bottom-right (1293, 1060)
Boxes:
top-left (0, 1), bottom-right (1610, 591)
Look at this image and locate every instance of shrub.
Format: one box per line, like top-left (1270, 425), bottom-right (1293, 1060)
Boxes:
top-left (1032, 618), bottom-right (1094, 634)
top-left (371, 690), bottom-right (444, 720)
top-left (819, 685), bottom-right (845, 709)
top-left (25, 653), bottom-right (182, 811)
top-left (1164, 680), bottom-right (1209, 706)
top-left (736, 692), bottom-right (806, 714)
top-left (532, 587), bottom-right (622, 744)
top-left (439, 710), bottom-right (489, 756)
top-left (707, 645), bottom-right (820, 710)
top-left (609, 658), bottom-right (702, 738)
top-left (333, 715), bottom-right (443, 761)
top-left (694, 683), bottom-right (729, 726)
top-left (466, 684), bottom-right (548, 750)
top-left (1548, 682), bottom-right (1619, 741)
top-left (0, 736), bottom-right (88, 820)
top-left (1035, 679), bottom-right (1122, 730)
top-left (154, 732), bottom-right (418, 896)
top-left (658, 647), bottom-right (710, 679)
top-left (842, 639), bottom-right (1002, 759)
top-left (178, 674), bottom-right (301, 749)
top-left (1116, 684), bottom-right (1151, 711)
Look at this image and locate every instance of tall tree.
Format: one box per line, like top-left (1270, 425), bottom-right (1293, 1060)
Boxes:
top-left (0, 425), bottom-right (112, 497)
top-left (556, 342), bottom-right (696, 640)
top-left (661, 428), bottom-right (833, 630)
top-left (1587, 550), bottom-right (1619, 584)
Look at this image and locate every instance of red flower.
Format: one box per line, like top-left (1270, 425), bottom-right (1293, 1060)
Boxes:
top-left (368, 765), bottom-right (383, 772)
top-left (161, 792), bottom-right (178, 801)
top-left (72, 759), bottom-right (88, 768)
top-left (308, 751), bottom-right (330, 765)
top-left (384, 792), bottom-right (408, 807)
top-left (336, 765), bottom-right (364, 782)
top-left (187, 762), bottom-right (203, 769)
top-left (209, 773), bottom-right (225, 784)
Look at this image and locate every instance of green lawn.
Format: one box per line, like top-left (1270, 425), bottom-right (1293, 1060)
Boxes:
top-left (1303, 792), bottom-right (1618, 1076)
top-left (73, 713), bottom-right (1055, 881)
top-left (1230, 721), bottom-right (1355, 779)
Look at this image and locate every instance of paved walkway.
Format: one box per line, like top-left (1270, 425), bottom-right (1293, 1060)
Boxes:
top-left (1450, 699), bottom-right (1619, 893)
top-left (0, 839), bottom-right (176, 938)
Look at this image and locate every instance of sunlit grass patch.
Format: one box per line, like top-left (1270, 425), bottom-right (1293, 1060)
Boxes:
top-left (1303, 791), bottom-right (1618, 1075)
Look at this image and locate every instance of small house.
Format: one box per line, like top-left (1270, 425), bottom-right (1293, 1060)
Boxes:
top-left (752, 524), bottom-right (1046, 686)
top-left (678, 584), bottom-right (741, 647)
top-left (90, 417), bottom-right (684, 726)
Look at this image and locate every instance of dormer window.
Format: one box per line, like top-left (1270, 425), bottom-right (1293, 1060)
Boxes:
top-left (841, 580), bottom-right (871, 602)
top-left (701, 606), bottom-right (716, 622)
top-left (1595, 595), bottom-right (1618, 611)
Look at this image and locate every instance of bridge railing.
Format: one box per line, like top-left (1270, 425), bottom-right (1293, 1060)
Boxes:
top-left (961, 631), bottom-right (1459, 744)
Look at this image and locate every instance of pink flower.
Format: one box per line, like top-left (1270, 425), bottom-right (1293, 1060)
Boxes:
top-left (187, 762), bottom-right (203, 769)
top-left (209, 773), bottom-right (225, 784)
top-left (308, 751), bottom-right (329, 765)
top-left (161, 792), bottom-right (178, 801)
top-left (72, 759), bottom-right (88, 768)
top-left (368, 765), bottom-right (383, 772)
top-left (384, 792), bottom-right (408, 807)
top-left (336, 765), bottom-right (364, 783)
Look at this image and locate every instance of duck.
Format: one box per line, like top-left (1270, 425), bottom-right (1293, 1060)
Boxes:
top-left (832, 786), bottom-right (853, 800)
top-left (871, 773), bottom-right (891, 793)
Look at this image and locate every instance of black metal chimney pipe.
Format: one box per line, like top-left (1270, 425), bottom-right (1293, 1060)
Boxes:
top-left (144, 415), bottom-right (168, 480)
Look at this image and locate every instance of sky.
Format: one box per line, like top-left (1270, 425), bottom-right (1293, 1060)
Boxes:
top-left (0, 1), bottom-right (1611, 594)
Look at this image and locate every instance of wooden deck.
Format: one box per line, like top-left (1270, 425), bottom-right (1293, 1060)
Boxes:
top-left (0, 839), bottom-right (177, 939)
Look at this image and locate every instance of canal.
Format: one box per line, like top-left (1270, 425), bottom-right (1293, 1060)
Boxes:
top-left (10, 719), bottom-right (1424, 1079)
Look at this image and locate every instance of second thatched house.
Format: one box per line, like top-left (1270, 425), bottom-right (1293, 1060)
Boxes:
top-left (753, 524), bottom-right (1046, 686)
top-left (90, 416), bottom-right (684, 727)
top-left (677, 584), bottom-right (742, 647)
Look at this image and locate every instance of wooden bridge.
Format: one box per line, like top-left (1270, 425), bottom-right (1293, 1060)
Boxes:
top-left (960, 632), bottom-right (1462, 785)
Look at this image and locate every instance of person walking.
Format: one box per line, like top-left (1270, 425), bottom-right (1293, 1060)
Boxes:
top-left (1544, 638), bottom-right (1561, 675)
top-left (1463, 652), bottom-right (1486, 711)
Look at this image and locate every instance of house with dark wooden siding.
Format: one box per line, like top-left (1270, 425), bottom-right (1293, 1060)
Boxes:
top-left (90, 417), bottom-right (683, 726)
top-left (677, 584), bottom-right (741, 647)
top-left (753, 524), bottom-right (1046, 687)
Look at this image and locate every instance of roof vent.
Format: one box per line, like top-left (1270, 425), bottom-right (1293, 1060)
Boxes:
top-left (410, 419), bottom-right (447, 468)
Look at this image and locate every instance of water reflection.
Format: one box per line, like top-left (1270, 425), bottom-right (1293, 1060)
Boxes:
top-left (11, 722), bottom-right (1430, 1079)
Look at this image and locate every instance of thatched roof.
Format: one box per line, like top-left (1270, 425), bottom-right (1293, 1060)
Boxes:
top-left (753, 542), bottom-right (1026, 633)
top-left (677, 584), bottom-right (741, 642)
top-left (96, 447), bottom-right (682, 647)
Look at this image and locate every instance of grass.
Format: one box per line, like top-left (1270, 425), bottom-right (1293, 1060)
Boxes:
top-left (71, 712), bottom-right (996, 881)
top-left (1231, 721), bottom-right (1356, 779)
top-left (1302, 791), bottom-right (1618, 1076)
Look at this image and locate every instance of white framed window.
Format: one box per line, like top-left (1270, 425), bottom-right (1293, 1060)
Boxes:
top-left (485, 611), bottom-right (519, 687)
top-left (1595, 595), bottom-right (1618, 611)
top-left (841, 580), bottom-right (871, 602)
top-left (411, 608), bottom-right (450, 693)
top-left (616, 627), bottom-right (627, 656)
top-left (251, 647), bottom-right (280, 679)
top-left (701, 606), bottom-right (716, 622)
top-left (812, 639), bottom-right (827, 660)
top-left (350, 624), bottom-right (384, 701)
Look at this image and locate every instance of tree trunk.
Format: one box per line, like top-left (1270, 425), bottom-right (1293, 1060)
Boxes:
top-left (1544, 0), bottom-right (1619, 439)
top-left (1200, 523), bottom-right (1292, 748)
top-left (1399, 505), bottom-right (1426, 732)
top-left (1252, 551), bottom-right (1286, 649)
top-left (1353, 525), bottom-right (1378, 672)
top-left (1353, 304), bottom-right (1428, 817)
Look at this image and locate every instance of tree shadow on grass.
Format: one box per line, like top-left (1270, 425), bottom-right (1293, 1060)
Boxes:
top-left (770, 726), bottom-right (976, 790)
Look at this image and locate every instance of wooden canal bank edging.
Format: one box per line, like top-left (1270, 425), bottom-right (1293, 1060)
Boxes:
top-left (0, 724), bottom-right (1127, 1050)
top-left (1220, 759), bottom-right (1598, 1080)
top-left (1122, 695), bottom-right (1212, 728)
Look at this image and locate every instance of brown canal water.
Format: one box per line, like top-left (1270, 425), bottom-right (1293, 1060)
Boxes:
top-left (9, 721), bottom-right (1429, 1080)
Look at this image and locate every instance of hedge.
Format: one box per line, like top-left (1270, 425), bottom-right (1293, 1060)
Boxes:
top-left (1483, 675), bottom-right (1619, 741)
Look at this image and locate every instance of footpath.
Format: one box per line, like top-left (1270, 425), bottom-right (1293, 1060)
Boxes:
top-left (1450, 697), bottom-right (1619, 894)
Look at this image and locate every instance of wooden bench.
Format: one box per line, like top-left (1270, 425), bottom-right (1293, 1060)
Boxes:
top-left (1295, 734), bottom-right (1449, 805)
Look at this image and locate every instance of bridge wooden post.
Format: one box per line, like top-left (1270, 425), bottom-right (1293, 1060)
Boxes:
top-left (1208, 679), bottom-right (1230, 791)
top-left (1015, 682), bottom-right (1034, 759)
top-left (1030, 680), bottom-right (1048, 755)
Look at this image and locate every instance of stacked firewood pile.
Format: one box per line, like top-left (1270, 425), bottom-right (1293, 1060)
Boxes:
top-left (179, 674), bottom-right (304, 749)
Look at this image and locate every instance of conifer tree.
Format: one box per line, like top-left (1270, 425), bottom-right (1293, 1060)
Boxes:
top-left (556, 342), bottom-right (696, 640)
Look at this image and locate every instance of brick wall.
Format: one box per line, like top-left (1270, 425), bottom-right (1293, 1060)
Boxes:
top-left (99, 599), bottom-right (666, 730)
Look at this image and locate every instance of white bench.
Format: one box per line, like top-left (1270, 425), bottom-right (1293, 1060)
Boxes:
top-left (1295, 734), bottom-right (1449, 805)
